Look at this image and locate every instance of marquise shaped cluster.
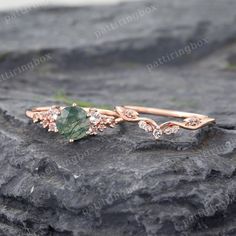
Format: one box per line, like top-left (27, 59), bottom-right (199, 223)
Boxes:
top-left (33, 107), bottom-right (60, 132)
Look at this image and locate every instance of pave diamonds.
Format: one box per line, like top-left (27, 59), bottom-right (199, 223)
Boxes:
top-left (138, 121), bottom-right (153, 132)
top-left (104, 117), bottom-right (116, 127)
top-left (138, 120), bottom-right (163, 139)
top-left (184, 117), bottom-right (201, 126)
top-left (163, 123), bottom-right (180, 135)
top-left (47, 107), bottom-right (60, 122)
top-left (32, 106), bottom-right (60, 132)
top-left (138, 120), bottom-right (181, 140)
top-left (87, 108), bottom-right (116, 135)
top-left (40, 107), bottom-right (60, 132)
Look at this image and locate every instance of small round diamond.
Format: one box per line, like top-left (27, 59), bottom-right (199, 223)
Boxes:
top-left (53, 114), bottom-right (58, 120)
top-left (184, 117), bottom-right (201, 126)
top-left (48, 123), bottom-right (58, 132)
top-left (164, 127), bottom-right (172, 135)
top-left (47, 108), bottom-right (60, 122)
top-left (90, 112), bottom-right (102, 125)
top-left (48, 113), bottom-right (58, 122)
top-left (138, 121), bottom-right (146, 129)
top-left (153, 128), bottom-right (162, 139)
top-left (87, 126), bottom-right (98, 135)
top-left (106, 117), bottom-right (116, 126)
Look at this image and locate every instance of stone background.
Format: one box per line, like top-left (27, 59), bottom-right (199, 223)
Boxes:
top-left (0, 0), bottom-right (236, 235)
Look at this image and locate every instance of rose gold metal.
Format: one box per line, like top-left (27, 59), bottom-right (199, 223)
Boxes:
top-left (125, 106), bottom-right (204, 119)
top-left (122, 105), bottom-right (215, 130)
top-left (26, 104), bottom-right (215, 141)
top-left (26, 105), bottom-right (122, 137)
top-left (115, 106), bottom-right (159, 127)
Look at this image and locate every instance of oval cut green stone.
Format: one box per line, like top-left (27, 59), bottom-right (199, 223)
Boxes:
top-left (56, 106), bottom-right (90, 141)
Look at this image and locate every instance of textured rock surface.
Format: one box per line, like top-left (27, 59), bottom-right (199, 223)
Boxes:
top-left (0, 0), bottom-right (236, 235)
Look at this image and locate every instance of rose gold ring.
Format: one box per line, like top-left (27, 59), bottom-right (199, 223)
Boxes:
top-left (26, 104), bottom-right (215, 142)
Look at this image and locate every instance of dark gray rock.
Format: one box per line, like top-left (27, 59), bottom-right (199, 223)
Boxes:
top-left (0, 0), bottom-right (236, 235)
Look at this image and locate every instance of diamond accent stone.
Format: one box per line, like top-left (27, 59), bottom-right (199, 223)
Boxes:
top-left (86, 108), bottom-right (117, 136)
top-left (163, 124), bottom-right (180, 135)
top-left (89, 111), bottom-right (102, 125)
top-left (184, 117), bottom-right (201, 126)
top-left (47, 108), bottom-right (60, 122)
top-left (153, 127), bottom-right (162, 139)
top-left (48, 123), bottom-right (58, 132)
top-left (138, 121), bottom-right (153, 132)
top-left (30, 107), bottom-right (61, 133)
top-left (138, 121), bottom-right (146, 129)
top-left (124, 109), bottom-right (138, 119)
top-left (87, 127), bottom-right (98, 135)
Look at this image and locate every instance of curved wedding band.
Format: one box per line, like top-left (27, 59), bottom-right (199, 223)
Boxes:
top-left (26, 104), bottom-right (215, 142)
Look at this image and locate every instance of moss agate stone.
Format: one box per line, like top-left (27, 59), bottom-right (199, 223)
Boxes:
top-left (56, 106), bottom-right (90, 141)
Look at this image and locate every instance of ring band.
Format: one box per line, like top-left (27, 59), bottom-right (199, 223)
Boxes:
top-left (26, 104), bottom-right (215, 142)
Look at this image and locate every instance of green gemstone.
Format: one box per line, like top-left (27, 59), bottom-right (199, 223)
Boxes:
top-left (56, 106), bottom-right (90, 141)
